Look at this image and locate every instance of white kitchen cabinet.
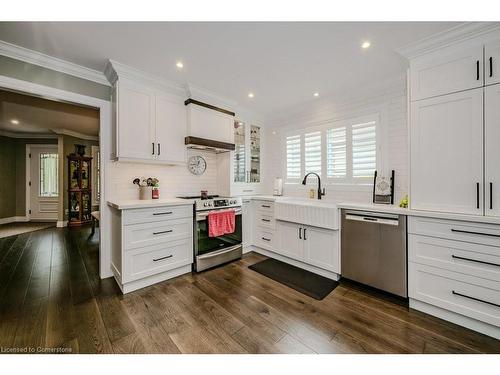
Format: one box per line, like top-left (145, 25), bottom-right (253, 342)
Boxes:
top-left (276, 220), bottom-right (304, 261)
top-left (485, 40), bottom-right (500, 86)
top-left (186, 102), bottom-right (234, 144)
top-left (485, 84), bottom-right (500, 217)
top-left (410, 43), bottom-right (483, 101)
top-left (410, 88), bottom-right (483, 215)
top-left (232, 121), bottom-right (263, 196)
top-left (155, 93), bottom-right (187, 164)
top-left (303, 226), bottom-right (340, 273)
top-left (242, 199), bottom-right (253, 248)
top-left (117, 80), bottom-right (156, 160)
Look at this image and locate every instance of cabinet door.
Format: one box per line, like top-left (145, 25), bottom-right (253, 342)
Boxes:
top-left (249, 125), bottom-right (261, 183)
top-left (117, 80), bottom-right (155, 160)
top-left (410, 44), bottom-right (483, 101)
top-left (410, 88), bottom-right (483, 215)
top-left (276, 221), bottom-right (303, 261)
top-left (303, 226), bottom-right (340, 273)
top-left (155, 93), bottom-right (187, 164)
top-left (242, 199), bottom-right (253, 247)
top-left (485, 84), bottom-right (500, 217)
top-left (485, 41), bottom-right (500, 86)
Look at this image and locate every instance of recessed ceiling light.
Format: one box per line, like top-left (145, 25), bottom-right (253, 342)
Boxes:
top-left (248, 92), bottom-right (254, 98)
top-left (176, 61), bottom-right (184, 69)
top-left (361, 41), bottom-right (371, 49)
top-left (272, 131), bottom-right (276, 135)
top-left (313, 92), bottom-right (319, 97)
top-left (10, 119), bottom-right (19, 125)
top-left (238, 122), bottom-right (243, 125)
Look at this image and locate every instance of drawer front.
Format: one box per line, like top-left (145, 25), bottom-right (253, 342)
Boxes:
top-left (123, 218), bottom-right (192, 250)
top-left (409, 263), bottom-right (500, 328)
top-left (408, 216), bottom-right (500, 247)
top-left (254, 228), bottom-right (275, 250)
top-left (123, 205), bottom-right (193, 225)
top-left (253, 200), bottom-right (275, 215)
top-left (123, 238), bottom-right (193, 283)
top-left (255, 212), bottom-right (275, 230)
top-left (409, 234), bottom-right (500, 282)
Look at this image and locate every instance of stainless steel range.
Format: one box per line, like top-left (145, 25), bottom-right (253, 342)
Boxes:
top-left (177, 195), bottom-right (243, 272)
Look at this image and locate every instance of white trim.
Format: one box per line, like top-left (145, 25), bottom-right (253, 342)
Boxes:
top-left (0, 216), bottom-right (29, 225)
top-left (397, 22), bottom-right (500, 59)
top-left (0, 74), bottom-right (112, 279)
top-left (50, 128), bottom-right (99, 141)
top-left (0, 130), bottom-right (57, 139)
top-left (0, 40), bottom-right (110, 86)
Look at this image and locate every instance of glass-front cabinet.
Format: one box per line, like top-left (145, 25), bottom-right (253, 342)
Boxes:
top-left (67, 154), bottom-right (92, 227)
top-left (233, 120), bottom-right (262, 195)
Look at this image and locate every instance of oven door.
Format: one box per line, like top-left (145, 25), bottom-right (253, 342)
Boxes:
top-left (195, 208), bottom-right (242, 257)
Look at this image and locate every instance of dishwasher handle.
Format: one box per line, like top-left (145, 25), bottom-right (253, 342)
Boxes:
top-left (345, 213), bottom-right (400, 226)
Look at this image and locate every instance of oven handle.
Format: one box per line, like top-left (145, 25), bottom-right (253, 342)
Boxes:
top-left (197, 244), bottom-right (242, 259)
top-left (196, 209), bottom-right (242, 221)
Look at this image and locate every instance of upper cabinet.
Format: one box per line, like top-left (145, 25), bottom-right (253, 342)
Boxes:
top-left (410, 43), bottom-right (483, 101)
top-left (485, 40), bottom-right (500, 86)
top-left (106, 61), bottom-right (187, 164)
top-left (485, 84), bottom-right (500, 217)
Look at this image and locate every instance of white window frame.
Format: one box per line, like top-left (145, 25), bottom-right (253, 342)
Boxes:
top-left (283, 113), bottom-right (381, 187)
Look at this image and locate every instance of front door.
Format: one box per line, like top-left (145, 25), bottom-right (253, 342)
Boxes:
top-left (29, 145), bottom-right (59, 221)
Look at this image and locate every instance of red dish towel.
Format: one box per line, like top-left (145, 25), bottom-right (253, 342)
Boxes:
top-left (208, 209), bottom-right (236, 237)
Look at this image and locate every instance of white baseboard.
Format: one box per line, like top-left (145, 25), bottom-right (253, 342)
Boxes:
top-left (0, 216), bottom-right (29, 225)
top-left (56, 220), bottom-right (68, 228)
top-left (409, 299), bottom-right (500, 340)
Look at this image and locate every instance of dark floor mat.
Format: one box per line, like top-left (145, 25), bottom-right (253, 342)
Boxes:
top-left (249, 258), bottom-right (338, 300)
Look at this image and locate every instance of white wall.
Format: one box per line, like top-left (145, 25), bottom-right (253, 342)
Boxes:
top-left (108, 149), bottom-right (218, 199)
top-left (263, 75), bottom-right (408, 204)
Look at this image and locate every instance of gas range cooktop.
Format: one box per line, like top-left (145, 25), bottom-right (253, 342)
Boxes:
top-left (177, 195), bottom-right (242, 211)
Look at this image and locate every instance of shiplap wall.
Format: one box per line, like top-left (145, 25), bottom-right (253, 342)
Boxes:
top-left (263, 75), bottom-right (408, 203)
top-left (108, 149), bottom-right (218, 199)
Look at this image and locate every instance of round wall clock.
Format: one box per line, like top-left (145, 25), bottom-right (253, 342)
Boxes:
top-left (187, 155), bottom-right (207, 175)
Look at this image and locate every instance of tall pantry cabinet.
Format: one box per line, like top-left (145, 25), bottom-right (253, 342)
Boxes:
top-left (409, 37), bottom-right (500, 217)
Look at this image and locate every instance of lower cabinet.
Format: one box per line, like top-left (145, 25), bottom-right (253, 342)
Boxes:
top-left (275, 220), bottom-right (340, 274)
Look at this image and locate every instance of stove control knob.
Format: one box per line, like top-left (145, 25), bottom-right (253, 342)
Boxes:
top-left (204, 202), bottom-right (209, 207)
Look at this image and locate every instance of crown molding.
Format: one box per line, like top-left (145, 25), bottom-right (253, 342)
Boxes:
top-left (105, 59), bottom-right (187, 97)
top-left (0, 129), bottom-right (57, 139)
top-left (50, 128), bottom-right (99, 141)
top-left (397, 22), bottom-right (500, 59)
top-left (0, 40), bottom-right (110, 86)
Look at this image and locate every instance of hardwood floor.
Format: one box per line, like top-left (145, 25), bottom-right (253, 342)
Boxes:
top-left (0, 226), bottom-right (499, 354)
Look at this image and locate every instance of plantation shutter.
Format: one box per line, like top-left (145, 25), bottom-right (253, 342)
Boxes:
top-left (286, 134), bottom-right (301, 181)
top-left (304, 131), bottom-right (322, 177)
top-left (352, 121), bottom-right (376, 178)
top-left (326, 126), bottom-right (347, 178)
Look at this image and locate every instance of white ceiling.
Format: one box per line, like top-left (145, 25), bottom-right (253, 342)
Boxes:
top-left (0, 89), bottom-right (99, 136)
top-left (0, 22), bottom-right (461, 119)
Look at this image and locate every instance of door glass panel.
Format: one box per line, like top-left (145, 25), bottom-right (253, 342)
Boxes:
top-left (250, 125), bottom-right (261, 183)
top-left (69, 159), bottom-right (80, 189)
top-left (234, 121), bottom-right (246, 182)
top-left (39, 153), bottom-right (58, 197)
top-left (81, 159), bottom-right (90, 189)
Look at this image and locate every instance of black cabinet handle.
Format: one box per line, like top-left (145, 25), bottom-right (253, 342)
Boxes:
top-left (451, 228), bottom-right (500, 238)
top-left (153, 211), bottom-right (173, 216)
top-left (452, 254), bottom-right (500, 267)
top-left (476, 182), bottom-right (480, 209)
top-left (153, 255), bottom-right (173, 262)
top-left (261, 218), bottom-right (271, 222)
top-left (153, 229), bottom-right (173, 235)
top-left (452, 290), bottom-right (500, 308)
top-left (303, 228), bottom-right (307, 240)
top-left (299, 227), bottom-right (302, 239)
top-left (490, 182), bottom-right (493, 210)
top-left (152, 142), bottom-right (155, 155)
top-left (490, 56), bottom-right (493, 78)
top-left (261, 205), bottom-right (271, 208)
top-left (476, 60), bottom-right (480, 80)
top-left (262, 237), bottom-right (271, 242)
top-left (158, 143), bottom-right (161, 156)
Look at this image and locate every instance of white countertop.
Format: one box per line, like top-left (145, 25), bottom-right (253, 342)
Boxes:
top-left (107, 198), bottom-right (195, 210)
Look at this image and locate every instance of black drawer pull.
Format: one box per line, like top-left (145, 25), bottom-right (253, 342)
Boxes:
top-left (303, 228), bottom-right (307, 240)
top-left (158, 143), bottom-right (161, 155)
top-left (262, 237), bottom-right (271, 242)
top-left (153, 229), bottom-right (173, 235)
top-left (153, 212), bottom-right (173, 216)
top-left (261, 218), bottom-right (271, 222)
top-left (490, 56), bottom-right (493, 78)
top-left (452, 254), bottom-right (500, 267)
top-left (261, 205), bottom-right (271, 208)
top-left (476, 182), bottom-right (480, 209)
top-left (299, 227), bottom-right (302, 239)
top-left (452, 291), bottom-right (500, 308)
top-left (152, 142), bottom-right (155, 155)
top-left (476, 60), bottom-right (480, 80)
top-left (153, 255), bottom-right (173, 262)
top-left (451, 229), bottom-right (500, 238)
top-left (490, 182), bottom-right (493, 210)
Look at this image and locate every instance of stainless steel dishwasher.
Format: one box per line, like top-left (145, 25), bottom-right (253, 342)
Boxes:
top-left (341, 209), bottom-right (407, 298)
